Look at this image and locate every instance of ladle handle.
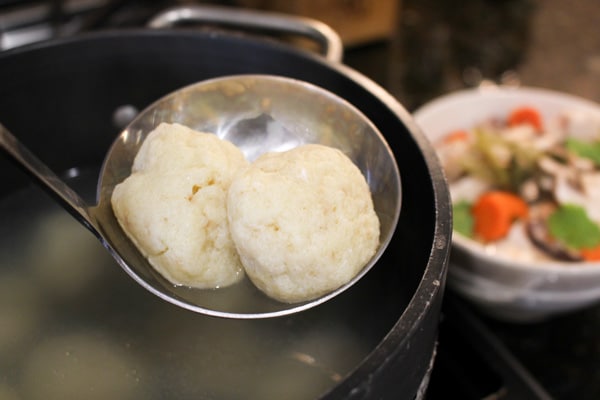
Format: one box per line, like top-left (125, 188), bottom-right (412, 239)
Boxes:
top-left (147, 4), bottom-right (344, 63)
top-left (0, 123), bottom-right (95, 229)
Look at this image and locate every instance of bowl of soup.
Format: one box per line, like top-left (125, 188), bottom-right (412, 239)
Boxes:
top-left (415, 85), bottom-right (600, 322)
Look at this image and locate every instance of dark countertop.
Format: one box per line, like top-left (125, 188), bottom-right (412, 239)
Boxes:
top-left (346, 0), bottom-right (600, 110)
top-left (485, 303), bottom-right (600, 399)
top-left (342, 1), bottom-right (600, 399)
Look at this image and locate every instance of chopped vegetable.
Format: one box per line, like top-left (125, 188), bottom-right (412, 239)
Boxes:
top-left (463, 128), bottom-right (541, 191)
top-left (472, 191), bottom-right (529, 242)
top-left (565, 137), bottom-right (600, 167)
top-left (547, 204), bottom-right (600, 250)
top-left (507, 106), bottom-right (543, 131)
top-left (453, 200), bottom-right (474, 237)
top-left (580, 244), bottom-right (600, 261)
top-left (443, 130), bottom-right (470, 143)
top-left (469, 128), bottom-right (512, 186)
top-left (434, 102), bottom-right (600, 263)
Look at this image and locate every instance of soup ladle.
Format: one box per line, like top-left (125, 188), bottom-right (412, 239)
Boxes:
top-left (0, 74), bottom-right (401, 319)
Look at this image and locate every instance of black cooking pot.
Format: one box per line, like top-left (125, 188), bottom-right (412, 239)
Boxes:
top-left (0, 8), bottom-right (450, 400)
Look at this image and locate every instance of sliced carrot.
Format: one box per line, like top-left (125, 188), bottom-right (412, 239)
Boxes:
top-left (507, 106), bottom-right (543, 131)
top-left (580, 244), bottom-right (600, 261)
top-left (472, 191), bottom-right (529, 242)
top-left (442, 129), bottom-right (470, 143)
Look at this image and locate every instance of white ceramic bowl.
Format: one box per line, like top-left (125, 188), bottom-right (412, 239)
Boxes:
top-left (414, 85), bottom-right (600, 322)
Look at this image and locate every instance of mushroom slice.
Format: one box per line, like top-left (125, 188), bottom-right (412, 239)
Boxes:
top-left (525, 202), bottom-right (582, 261)
top-left (538, 155), bottom-right (574, 180)
top-left (580, 172), bottom-right (600, 200)
top-left (554, 172), bottom-right (600, 224)
top-left (519, 178), bottom-right (540, 203)
top-left (563, 109), bottom-right (600, 143)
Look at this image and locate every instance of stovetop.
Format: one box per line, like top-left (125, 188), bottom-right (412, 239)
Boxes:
top-left (428, 293), bottom-right (600, 399)
top-left (428, 295), bottom-right (553, 400)
top-left (2, 1), bottom-right (600, 399)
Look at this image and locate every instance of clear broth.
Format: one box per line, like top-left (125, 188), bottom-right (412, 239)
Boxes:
top-left (0, 170), bottom-right (390, 400)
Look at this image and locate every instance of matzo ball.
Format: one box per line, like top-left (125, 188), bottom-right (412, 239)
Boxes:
top-left (111, 123), bottom-right (248, 288)
top-left (227, 144), bottom-right (380, 303)
top-left (131, 122), bottom-right (245, 174)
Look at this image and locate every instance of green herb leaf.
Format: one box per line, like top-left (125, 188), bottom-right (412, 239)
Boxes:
top-left (453, 200), bottom-right (474, 238)
top-left (565, 138), bottom-right (600, 166)
top-left (547, 204), bottom-right (600, 249)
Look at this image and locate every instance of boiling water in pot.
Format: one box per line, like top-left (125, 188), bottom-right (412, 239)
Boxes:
top-left (0, 168), bottom-right (396, 399)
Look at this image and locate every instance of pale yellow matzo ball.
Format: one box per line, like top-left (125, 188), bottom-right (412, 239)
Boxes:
top-left (131, 122), bottom-right (245, 174)
top-left (227, 144), bottom-right (380, 303)
top-left (111, 123), bottom-right (248, 288)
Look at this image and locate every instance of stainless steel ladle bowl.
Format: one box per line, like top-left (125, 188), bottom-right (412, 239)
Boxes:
top-left (0, 74), bottom-right (401, 319)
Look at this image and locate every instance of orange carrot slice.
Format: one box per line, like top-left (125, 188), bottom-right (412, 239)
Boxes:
top-left (507, 106), bottom-right (543, 131)
top-left (443, 130), bottom-right (470, 143)
top-left (472, 191), bottom-right (529, 242)
top-left (580, 245), bottom-right (600, 261)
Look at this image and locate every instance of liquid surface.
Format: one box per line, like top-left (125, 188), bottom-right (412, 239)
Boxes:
top-left (0, 170), bottom-right (393, 399)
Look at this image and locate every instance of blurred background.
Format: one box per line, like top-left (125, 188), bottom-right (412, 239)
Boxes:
top-left (2, 0), bottom-right (600, 110)
top-left (1, 1), bottom-right (600, 399)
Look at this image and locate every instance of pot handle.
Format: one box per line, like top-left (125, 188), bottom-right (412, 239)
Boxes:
top-left (147, 5), bottom-right (343, 63)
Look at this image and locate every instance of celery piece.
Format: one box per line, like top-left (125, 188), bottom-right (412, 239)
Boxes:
top-left (467, 128), bottom-right (541, 192)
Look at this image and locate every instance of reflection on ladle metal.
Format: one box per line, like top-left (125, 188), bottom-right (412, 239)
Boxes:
top-left (0, 74), bottom-right (401, 319)
top-left (221, 113), bottom-right (302, 161)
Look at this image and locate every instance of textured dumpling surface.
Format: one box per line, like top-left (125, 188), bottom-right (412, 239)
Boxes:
top-left (111, 122), bottom-right (248, 288)
top-left (227, 144), bottom-right (380, 303)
